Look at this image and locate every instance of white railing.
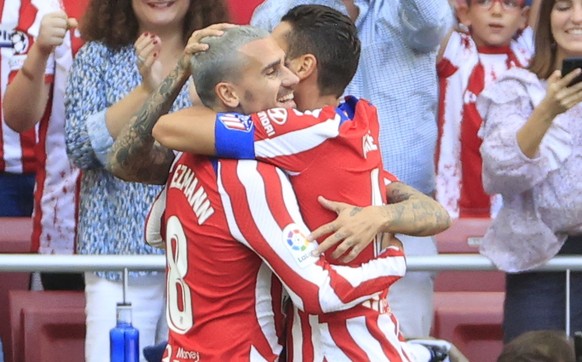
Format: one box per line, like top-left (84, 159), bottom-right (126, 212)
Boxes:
top-left (0, 253), bottom-right (582, 272)
top-left (1, 253), bottom-right (581, 334)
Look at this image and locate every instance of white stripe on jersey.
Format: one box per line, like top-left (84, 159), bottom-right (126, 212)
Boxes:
top-left (250, 345), bottom-right (270, 362)
top-left (254, 115), bottom-right (341, 158)
top-left (348, 316), bottom-right (395, 361)
top-left (222, 160), bottom-right (407, 312)
top-left (254, 264), bottom-right (282, 355)
top-left (218, 160), bottom-right (315, 313)
top-left (319, 322), bottom-right (351, 361)
top-left (216, 161), bottom-right (282, 358)
top-left (232, 161), bottom-right (404, 313)
top-left (290, 309), bottom-right (324, 362)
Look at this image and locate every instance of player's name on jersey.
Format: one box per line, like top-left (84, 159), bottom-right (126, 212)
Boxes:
top-left (169, 164), bottom-right (215, 224)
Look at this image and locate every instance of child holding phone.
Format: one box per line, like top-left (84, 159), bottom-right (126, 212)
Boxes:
top-left (435, 0), bottom-right (534, 219)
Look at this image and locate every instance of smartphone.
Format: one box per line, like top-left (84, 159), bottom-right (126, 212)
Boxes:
top-left (562, 57), bottom-right (582, 86)
top-left (575, 331), bottom-right (582, 362)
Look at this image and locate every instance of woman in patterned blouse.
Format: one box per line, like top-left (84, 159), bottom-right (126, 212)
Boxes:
top-left (64, 1), bottom-right (229, 361)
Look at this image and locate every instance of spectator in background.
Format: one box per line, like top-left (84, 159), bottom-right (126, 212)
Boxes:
top-left (250, 0), bottom-right (453, 338)
top-left (0, 0), bottom-right (36, 218)
top-left (4, 1), bottom-right (87, 291)
top-left (477, 0), bottom-right (582, 343)
top-left (497, 330), bottom-right (575, 362)
top-left (64, 0), bottom-right (229, 360)
top-left (435, 0), bottom-right (533, 219)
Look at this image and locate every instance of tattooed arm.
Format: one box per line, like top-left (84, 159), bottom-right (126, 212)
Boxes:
top-left (106, 57), bottom-right (189, 184)
top-left (310, 182), bottom-right (451, 262)
top-left (107, 24), bottom-right (232, 184)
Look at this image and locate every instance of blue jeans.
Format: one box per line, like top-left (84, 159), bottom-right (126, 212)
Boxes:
top-left (503, 235), bottom-right (582, 343)
top-left (0, 172), bottom-right (35, 216)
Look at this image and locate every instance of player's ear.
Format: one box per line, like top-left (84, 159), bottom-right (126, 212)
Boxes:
top-left (293, 54), bottom-right (317, 81)
top-left (215, 82), bottom-right (240, 108)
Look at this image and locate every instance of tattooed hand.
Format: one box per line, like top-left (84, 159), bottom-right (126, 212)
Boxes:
top-left (309, 196), bottom-right (387, 263)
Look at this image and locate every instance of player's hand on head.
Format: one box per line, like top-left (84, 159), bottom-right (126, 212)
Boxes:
top-left (309, 196), bottom-right (384, 263)
top-left (135, 32), bottom-right (163, 93)
top-left (37, 11), bottom-right (75, 55)
top-left (185, 23), bottom-right (238, 55)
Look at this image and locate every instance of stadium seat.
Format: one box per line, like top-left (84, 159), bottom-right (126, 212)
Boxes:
top-left (432, 218), bottom-right (505, 361)
top-left (433, 291), bottom-right (504, 362)
top-left (0, 218), bottom-right (33, 362)
top-left (434, 218), bottom-right (505, 292)
top-left (8, 290), bottom-right (85, 362)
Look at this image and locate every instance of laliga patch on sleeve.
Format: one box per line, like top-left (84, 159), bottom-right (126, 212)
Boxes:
top-left (282, 224), bottom-right (318, 268)
top-left (217, 113), bottom-right (253, 132)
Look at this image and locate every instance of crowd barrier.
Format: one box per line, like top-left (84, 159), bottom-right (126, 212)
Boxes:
top-left (1, 253), bottom-right (582, 271)
top-left (1, 254), bottom-right (581, 362)
top-left (2, 213), bottom-right (582, 362)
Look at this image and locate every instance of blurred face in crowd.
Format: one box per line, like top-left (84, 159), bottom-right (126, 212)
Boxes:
top-left (132, 0), bottom-right (190, 31)
top-left (459, 0), bottom-right (528, 46)
top-left (552, 0), bottom-right (582, 63)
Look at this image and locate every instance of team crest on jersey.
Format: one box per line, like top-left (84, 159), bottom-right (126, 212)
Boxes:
top-left (283, 224), bottom-right (317, 268)
top-left (217, 113), bottom-right (252, 132)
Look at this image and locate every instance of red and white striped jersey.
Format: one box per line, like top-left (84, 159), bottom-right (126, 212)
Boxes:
top-left (8, 0), bottom-right (86, 254)
top-left (215, 96), bottom-right (397, 266)
top-left (157, 153), bottom-right (406, 362)
top-left (436, 29), bottom-right (532, 219)
top-left (213, 97), bottom-right (413, 361)
top-left (0, 0), bottom-right (37, 174)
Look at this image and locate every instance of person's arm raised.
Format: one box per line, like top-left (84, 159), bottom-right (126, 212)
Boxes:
top-left (4, 11), bottom-right (76, 132)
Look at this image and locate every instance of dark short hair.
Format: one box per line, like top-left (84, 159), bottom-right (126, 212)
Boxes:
top-left (281, 5), bottom-right (360, 98)
top-left (80, 0), bottom-right (230, 50)
top-left (498, 330), bottom-right (575, 362)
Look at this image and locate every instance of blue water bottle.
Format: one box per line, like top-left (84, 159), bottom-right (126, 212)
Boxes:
top-left (110, 302), bottom-right (139, 362)
top-left (110, 269), bottom-right (139, 362)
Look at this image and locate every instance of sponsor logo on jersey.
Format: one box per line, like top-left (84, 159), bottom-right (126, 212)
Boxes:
top-left (175, 346), bottom-right (200, 361)
top-left (266, 108), bottom-right (288, 125)
top-left (218, 113), bottom-right (252, 132)
top-left (257, 108), bottom-right (288, 137)
top-left (283, 224), bottom-right (317, 268)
